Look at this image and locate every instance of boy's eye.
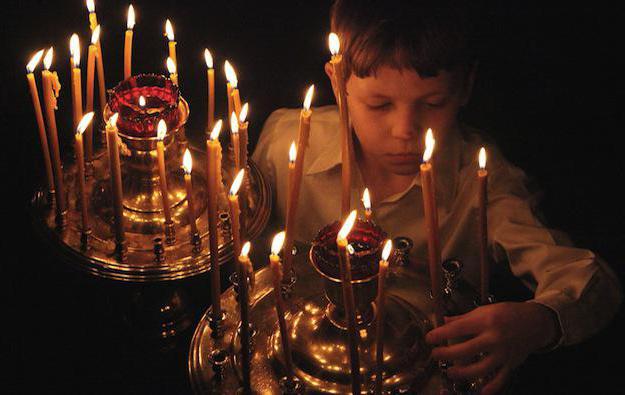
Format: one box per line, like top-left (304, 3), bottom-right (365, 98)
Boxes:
top-left (425, 100), bottom-right (447, 108)
top-left (367, 102), bottom-right (391, 110)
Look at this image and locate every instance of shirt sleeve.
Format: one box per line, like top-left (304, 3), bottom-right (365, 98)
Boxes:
top-left (486, 151), bottom-right (623, 348)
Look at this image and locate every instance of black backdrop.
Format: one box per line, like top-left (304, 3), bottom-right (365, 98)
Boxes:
top-left (2, 1), bottom-right (624, 393)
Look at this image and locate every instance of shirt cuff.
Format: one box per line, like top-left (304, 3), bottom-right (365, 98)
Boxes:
top-left (526, 295), bottom-right (567, 352)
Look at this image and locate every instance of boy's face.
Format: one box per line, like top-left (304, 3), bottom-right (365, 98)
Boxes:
top-left (333, 65), bottom-right (472, 176)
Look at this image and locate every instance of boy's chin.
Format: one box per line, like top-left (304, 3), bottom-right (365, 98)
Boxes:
top-left (383, 162), bottom-right (421, 176)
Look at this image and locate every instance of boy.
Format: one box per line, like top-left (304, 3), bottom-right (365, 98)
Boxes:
top-left (252, 1), bottom-right (622, 393)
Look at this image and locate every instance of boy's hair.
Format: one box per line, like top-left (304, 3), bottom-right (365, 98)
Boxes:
top-left (330, 0), bottom-right (478, 79)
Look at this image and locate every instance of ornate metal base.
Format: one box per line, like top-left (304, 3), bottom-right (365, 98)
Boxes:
top-left (188, 243), bottom-right (482, 394)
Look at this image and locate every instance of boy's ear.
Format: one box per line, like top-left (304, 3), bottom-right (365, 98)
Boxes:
top-left (460, 61), bottom-right (478, 106)
top-left (324, 61), bottom-right (339, 101)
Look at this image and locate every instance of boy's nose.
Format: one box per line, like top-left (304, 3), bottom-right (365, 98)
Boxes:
top-left (390, 108), bottom-right (420, 140)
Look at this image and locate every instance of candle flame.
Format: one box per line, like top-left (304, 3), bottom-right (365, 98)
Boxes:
top-left (43, 47), bottom-right (53, 70)
top-left (224, 60), bottom-right (238, 88)
top-left (478, 147), bottom-right (487, 169)
top-left (271, 231), bottom-right (286, 255)
top-left (423, 128), bottom-right (435, 163)
top-left (166, 57), bottom-right (177, 74)
top-left (76, 112), bottom-right (95, 135)
top-left (26, 49), bottom-right (45, 73)
top-left (328, 32), bottom-right (340, 56)
top-left (337, 210), bottom-right (357, 241)
top-left (362, 188), bottom-right (371, 211)
top-left (91, 25), bottom-right (101, 45)
top-left (230, 112), bottom-right (239, 134)
top-left (229, 169), bottom-right (245, 196)
top-left (381, 239), bottom-right (392, 261)
top-left (182, 149), bottom-right (192, 174)
top-left (204, 48), bottom-right (213, 68)
top-left (139, 95), bottom-right (146, 107)
top-left (108, 113), bottom-right (119, 129)
top-left (86, 0), bottom-right (95, 13)
top-left (304, 84), bottom-right (315, 111)
top-left (239, 103), bottom-right (249, 123)
top-left (127, 5), bottom-right (135, 30)
top-left (165, 19), bottom-right (174, 41)
top-left (209, 119), bottom-right (222, 141)
top-left (240, 241), bottom-right (251, 258)
top-left (289, 141), bottom-right (297, 164)
top-left (157, 119), bottom-right (167, 140)
top-left (70, 34), bottom-right (80, 68)
top-left (346, 244), bottom-right (355, 255)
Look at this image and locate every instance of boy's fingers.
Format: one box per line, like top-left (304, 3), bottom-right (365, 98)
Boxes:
top-left (447, 354), bottom-right (499, 381)
top-left (426, 315), bottom-right (481, 344)
top-left (430, 335), bottom-right (489, 361)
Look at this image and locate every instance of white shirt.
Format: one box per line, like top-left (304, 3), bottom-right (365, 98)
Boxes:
top-left (253, 105), bottom-right (622, 347)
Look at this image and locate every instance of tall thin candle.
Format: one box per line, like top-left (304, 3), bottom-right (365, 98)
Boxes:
top-left (165, 20), bottom-right (177, 68)
top-left (94, 25), bottom-right (106, 117)
top-left (75, 112), bottom-right (95, 235)
top-left (182, 149), bottom-right (199, 237)
top-left (124, 5), bottom-right (135, 80)
top-left (238, 241), bottom-right (253, 392)
top-left (69, 34), bottom-right (83, 131)
top-left (362, 188), bottom-right (372, 222)
top-left (204, 49), bottom-right (215, 132)
top-left (374, 240), bottom-right (393, 395)
top-left (26, 49), bottom-right (55, 195)
top-left (206, 120), bottom-right (224, 330)
top-left (41, 47), bottom-right (67, 227)
top-left (224, 60), bottom-right (240, 117)
top-left (85, 26), bottom-right (99, 165)
top-left (167, 57), bottom-right (178, 86)
top-left (336, 210), bottom-right (361, 394)
top-left (478, 147), bottom-right (490, 304)
top-left (230, 112), bottom-right (241, 174)
top-left (269, 232), bottom-right (295, 383)
top-left (105, 113), bottom-right (126, 260)
top-left (329, 33), bottom-right (353, 217)
top-left (228, 169), bottom-right (245, 258)
top-left (157, 120), bottom-right (175, 244)
top-left (238, 103), bottom-right (249, 170)
top-left (420, 129), bottom-right (443, 327)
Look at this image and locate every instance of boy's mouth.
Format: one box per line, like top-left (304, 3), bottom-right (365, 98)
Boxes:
top-left (385, 152), bottom-right (420, 164)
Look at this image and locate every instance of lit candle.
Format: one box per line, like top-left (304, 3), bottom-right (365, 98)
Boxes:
top-left (420, 128), bottom-right (443, 327)
top-left (139, 95), bottom-right (146, 108)
top-left (238, 103), bottom-right (249, 170)
top-left (85, 26), bottom-right (99, 164)
top-left (69, 34), bottom-right (83, 131)
top-left (182, 149), bottom-right (199, 237)
top-left (105, 113), bottom-right (126, 259)
top-left (336, 210), bottom-right (361, 394)
top-left (478, 147), bottom-right (490, 304)
top-left (41, 47), bottom-right (67, 227)
top-left (206, 120), bottom-right (224, 327)
top-left (329, 33), bottom-right (353, 217)
top-left (166, 57), bottom-right (178, 86)
top-left (230, 111), bottom-right (241, 174)
top-left (374, 239), bottom-right (392, 395)
top-left (204, 49), bottom-right (215, 132)
top-left (283, 85), bottom-right (314, 274)
top-left (228, 169), bottom-right (245, 258)
top-left (283, 141), bottom-right (297, 275)
top-left (362, 188), bottom-right (372, 222)
top-left (157, 119), bottom-right (175, 244)
top-left (26, 49), bottom-right (55, 195)
top-left (224, 60), bottom-right (241, 117)
top-left (268, 231), bottom-right (295, 383)
top-left (124, 5), bottom-right (135, 80)
top-left (238, 241), bottom-right (253, 392)
top-left (165, 19), bottom-right (177, 68)
top-left (75, 112), bottom-right (95, 235)
top-left (86, 0), bottom-right (98, 31)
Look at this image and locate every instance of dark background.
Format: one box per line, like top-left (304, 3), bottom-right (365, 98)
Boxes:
top-left (2, 1), bottom-right (623, 393)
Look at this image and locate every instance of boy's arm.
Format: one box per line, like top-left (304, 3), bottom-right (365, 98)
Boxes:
top-left (486, 157), bottom-right (623, 347)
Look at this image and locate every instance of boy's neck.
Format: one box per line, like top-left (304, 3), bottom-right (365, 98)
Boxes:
top-left (354, 142), bottom-right (416, 204)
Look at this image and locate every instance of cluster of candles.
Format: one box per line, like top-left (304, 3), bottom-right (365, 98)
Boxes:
top-left (24, 2), bottom-right (492, 392)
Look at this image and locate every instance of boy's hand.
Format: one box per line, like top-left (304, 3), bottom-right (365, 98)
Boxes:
top-left (425, 301), bottom-right (559, 395)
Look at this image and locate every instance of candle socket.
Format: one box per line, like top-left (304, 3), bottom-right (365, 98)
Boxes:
top-left (191, 232), bottom-right (201, 254)
top-left (164, 220), bottom-right (176, 245)
top-left (154, 237), bottom-right (165, 263)
top-left (55, 209), bottom-right (68, 230)
top-left (279, 376), bottom-right (304, 395)
top-left (80, 228), bottom-right (92, 251)
top-left (442, 259), bottom-right (463, 297)
top-left (209, 349), bottom-right (229, 380)
top-left (236, 323), bottom-right (257, 355)
top-left (209, 311), bottom-right (227, 339)
top-left (280, 266), bottom-right (297, 300)
top-left (115, 240), bottom-right (128, 263)
top-left (85, 161), bottom-right (95, 178)
top-left (393, 236), bottom-right (414, 267)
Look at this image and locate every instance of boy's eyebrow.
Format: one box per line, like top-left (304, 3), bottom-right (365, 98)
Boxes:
top-left (367, 91), bottom-right (448, 100)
